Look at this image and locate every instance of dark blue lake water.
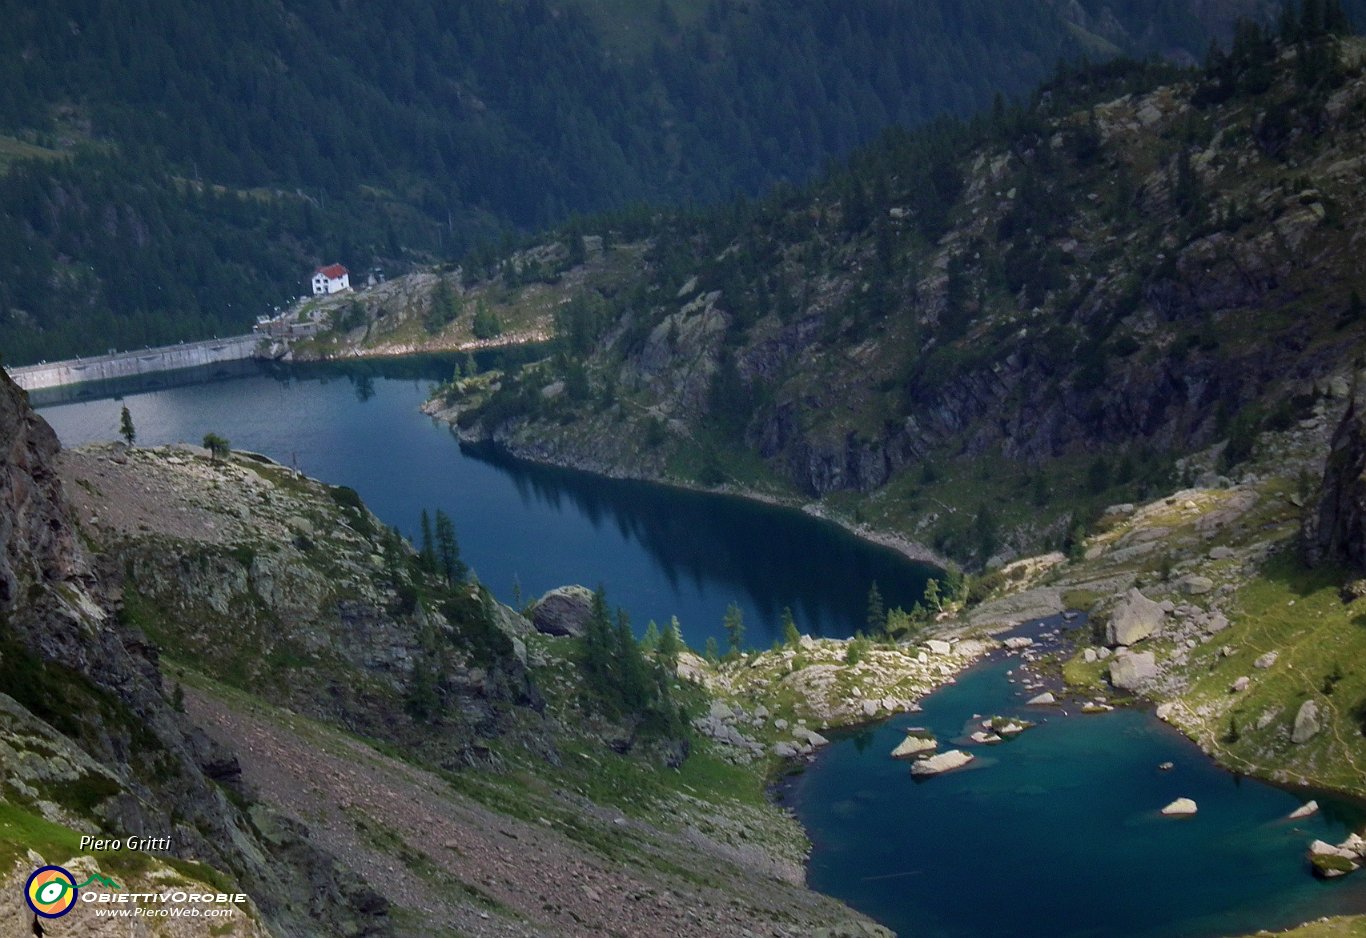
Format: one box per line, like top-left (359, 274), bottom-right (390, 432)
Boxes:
top-left (788, 654), bottom-right (1366, 938)
top-left (32, 360), bottom-right (1366, 937)
top-left (32, 358), bottom-right (930, 651)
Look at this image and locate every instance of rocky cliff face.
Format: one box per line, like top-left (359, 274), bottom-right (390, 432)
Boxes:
top-left (1304, 368), bottom-right (1366, 570)
top-left (59, 443), bottom-right (546, 771)
top-left (437, 36), bottom-right (1366, 567)
top-left (0, 371), bottom-right (389, 937)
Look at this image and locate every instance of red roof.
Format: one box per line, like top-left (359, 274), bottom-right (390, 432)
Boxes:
top-left (315, 264), bottom-right (348, 278)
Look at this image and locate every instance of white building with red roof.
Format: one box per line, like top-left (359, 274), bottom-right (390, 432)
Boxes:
top-left (311, 263), bottom-right (350, 295)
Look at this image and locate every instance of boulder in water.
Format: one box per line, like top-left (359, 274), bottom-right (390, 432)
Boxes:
top-left (1161, 798), bottom-right (1198, 816)
top-left (910, 749), bottom-right (974, 777)
top-left (890, 733), bottom-right (937, 759)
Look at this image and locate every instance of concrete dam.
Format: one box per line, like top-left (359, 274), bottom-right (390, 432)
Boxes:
top-left (5, 335), bottom-right (264, 392)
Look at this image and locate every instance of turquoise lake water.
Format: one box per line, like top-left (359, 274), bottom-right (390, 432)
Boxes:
top-left (32, 361), bottom-right (1366, 936)
top-left (788, 650), bottom-right (1366, 938)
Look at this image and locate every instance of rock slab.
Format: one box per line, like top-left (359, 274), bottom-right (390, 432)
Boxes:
top-left (1292, 699), bottom-right (1322, 744)
top-left (529, 585), bottom-right (595, 636)
top-left (910, 749), bottom-right (974, 777)
top-left (1105, 588), bottom-right (1166, 647)
top-left (1109, 651), bottom-right (1158, 691)
top-left (890, 734), bottom-right (937, 759)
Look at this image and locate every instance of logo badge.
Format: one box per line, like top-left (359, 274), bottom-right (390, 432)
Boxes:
top-left (25, 866), bottom-right (79, 918)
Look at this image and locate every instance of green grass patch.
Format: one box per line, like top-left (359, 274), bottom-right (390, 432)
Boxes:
top-left (1062, 588), bottom-right (1103, 612)
top-left (1175, 551), bottom-right (1366, 795)
top-left (0, 799), bottom-right (248, 911)
top-left (1061, 652), bottom-right (1109, 692)
top-left (0, 134), bottom-right (64, 172)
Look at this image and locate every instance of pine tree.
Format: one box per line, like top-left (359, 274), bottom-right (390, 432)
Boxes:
top-left (202, 433), bottom-right (230, 459)
top-left (722, 602), bottom-right (745, 656)
top-left (642, 619), bottom-right (661, 652)
top-left (119, 405), bottom-right (136, 446)
top-left (434, 509), bottom-right (467, 584)
top-left (866, 582), bottom-right (885, 635)
top-left (419, 510), bottom-right (437, 574)
top-left (781, 606), bottom-right (800, 647)
top-left (924, 578), bottom-right (942, 612)
top-left (614, 608), bottom-right (651, 710)
top-left (581, 586), bottom-right (616, 692)
top-left (657, 616), bottom-right (684, 665)
top-left (704, 636), bottom-right (720, 663)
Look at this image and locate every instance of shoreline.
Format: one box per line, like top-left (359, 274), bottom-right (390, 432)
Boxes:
top-left (420, 399), bottom-right (954, 573)
top-left (290, 330), bottom-right (552, 363)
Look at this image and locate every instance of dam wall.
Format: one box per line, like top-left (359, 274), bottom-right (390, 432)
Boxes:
top-left (5, 335), bottom-right (263, 391)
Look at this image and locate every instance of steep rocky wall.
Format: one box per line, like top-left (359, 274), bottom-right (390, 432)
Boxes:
top-left (59, 443), bottom-right (544, 770)
top-left (0, 371), bottom-right (389, 937)
top-left (1304, 368), bottom-right (1366, 570)
top-left (0, 366), bottom-right (82, 614)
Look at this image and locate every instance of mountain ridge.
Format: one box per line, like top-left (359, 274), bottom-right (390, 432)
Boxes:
top-left (0, 0), bottom-right (1333, 364)
top-left (373, 28), bottom-right (1366, 572)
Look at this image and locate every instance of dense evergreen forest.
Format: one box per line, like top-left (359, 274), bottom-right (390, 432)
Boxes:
top-left (0, 0), bottom-right (1359, 363)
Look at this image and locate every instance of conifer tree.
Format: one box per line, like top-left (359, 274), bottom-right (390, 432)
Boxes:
top-left (657, 616), bottom-right (684, 665)
top-left (434, 509), bottom-right (467, 584)
top-left (723, 603), bottom-right (745, 656)
top-left (642, 620), bottom-right (661, 652)
top-left (782, 606), bottom-right (801, 647)
top-left (924, 578), bottom-right (942, 612)
top-left (119, 405), bottom-right (136, 446)
top-left (419, 510), bottom-right (437, 574)
top-left (866, 582), bottom-right (886, 635)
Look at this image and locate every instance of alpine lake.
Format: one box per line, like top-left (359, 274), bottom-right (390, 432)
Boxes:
top-left (33, 356), bottom-right (1366, 938)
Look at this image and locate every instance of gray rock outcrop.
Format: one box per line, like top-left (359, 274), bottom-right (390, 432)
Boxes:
top-left (890, 734), bottom-right (937, 759)
top-left (1178, 575), bottom-right (1214, 595)
top-left (530, 585), bottom-right (595, 636)
top-left (1105, 588), bottom-right (1166, 646)
top-left (909, 749), bottom-right (974, 776)
top-left (1305, 368), bottom-right (1366, 571)
top-left (1109, 651), bottom-right (1158, 691)
top-left (1292, 699), bottom-right (1322, 744)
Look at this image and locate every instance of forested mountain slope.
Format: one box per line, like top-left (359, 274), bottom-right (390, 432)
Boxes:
top-left (428, 19), bottom-right (1366, 569)
top-left (0, 0), bottom-right (1321, 364)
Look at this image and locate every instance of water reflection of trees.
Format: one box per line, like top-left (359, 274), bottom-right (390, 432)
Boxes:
top-left (464, 442), bottom-right (932, 640)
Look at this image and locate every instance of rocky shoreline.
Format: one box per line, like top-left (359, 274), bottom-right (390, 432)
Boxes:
top-left (420, 395), bottom-right (952, 571)
top-left (437, 391), bottom-right (1366, 820)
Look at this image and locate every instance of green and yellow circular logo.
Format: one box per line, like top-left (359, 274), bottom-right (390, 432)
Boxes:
top-left (25, 865), bottom-right (78, 918)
